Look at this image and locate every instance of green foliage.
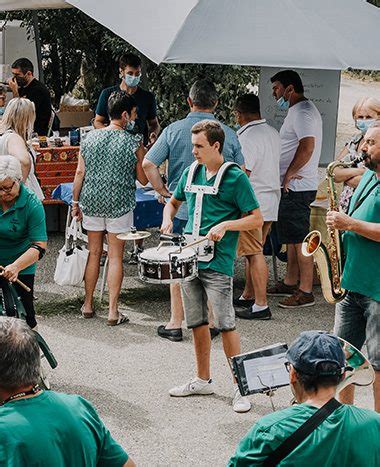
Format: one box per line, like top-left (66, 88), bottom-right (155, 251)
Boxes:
top-left (0, 9), bottom-right (258, 127)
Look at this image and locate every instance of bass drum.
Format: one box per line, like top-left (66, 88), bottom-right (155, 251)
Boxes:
top-left (138, 246), bottom-right (198, 284)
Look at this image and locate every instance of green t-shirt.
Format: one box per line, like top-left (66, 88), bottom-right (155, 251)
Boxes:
top-left (0, 184), bottom-right (47, 275)
top-left (341, 170), bottom-right (380, 300)
top-left (173, 164), bottom-right (259, 276)
top-left (0, 391), bottom-right (128, 467)
top-left (228, 403), bottom-right (380, 466)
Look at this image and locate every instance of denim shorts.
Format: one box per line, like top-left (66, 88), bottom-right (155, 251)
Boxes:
top-left (180, 269), bottom-right (235, 332)
top-left (334, 291), bottom-right (380, 370)
top-left (277, 190), bottom-right (316, 244)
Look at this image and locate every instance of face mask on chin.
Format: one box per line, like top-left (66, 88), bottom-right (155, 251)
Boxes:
top-left (277, 96), bottom-right (289, 111)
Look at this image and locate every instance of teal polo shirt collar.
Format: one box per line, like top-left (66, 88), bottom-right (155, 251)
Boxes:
top-left (186, 111), bottom-right (216, 120)
top-left (0, 183), bottom-right (27, 215)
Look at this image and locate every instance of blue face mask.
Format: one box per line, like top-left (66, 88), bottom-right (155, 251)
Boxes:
top-left (277, 96), bottom-right (289, 111)
top-left (355, 118), bottom-right (375, 134)
top-left (124, 74), bottom-right (141, 87)
top-left (126, 120), bottom-right (135, 131)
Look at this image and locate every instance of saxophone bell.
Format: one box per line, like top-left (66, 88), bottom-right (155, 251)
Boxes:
top-left (302, 153), bottom-right (365, 305)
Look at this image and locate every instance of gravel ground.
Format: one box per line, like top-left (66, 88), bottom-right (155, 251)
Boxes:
top-left (30, 75), bottom-right (378, 466)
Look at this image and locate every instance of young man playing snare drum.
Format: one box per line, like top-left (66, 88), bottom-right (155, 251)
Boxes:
top-left (161, 120), bottom-right (263, 412)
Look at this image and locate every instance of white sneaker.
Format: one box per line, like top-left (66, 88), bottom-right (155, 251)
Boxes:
top-left (169, 378), bottom-right (215, 397)
top-left (232, 386), bottom-right (251, 413)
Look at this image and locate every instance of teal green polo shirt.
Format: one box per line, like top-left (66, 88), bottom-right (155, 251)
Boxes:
top-left (341, 170), bottom-right (380, 301)
top-left (228, 403), bottom-right (380, 466)
top-left (0, 391), bottom-right (129, 466)
top-left (173, 164), bottom-right (259, 277)
top-left (0, 184), bottom-right (47, 275)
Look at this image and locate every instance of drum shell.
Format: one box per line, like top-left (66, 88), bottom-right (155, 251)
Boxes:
top-left (138, 247), bottom-right (198, 284)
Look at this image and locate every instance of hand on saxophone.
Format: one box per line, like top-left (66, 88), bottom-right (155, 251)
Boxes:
top-left (326, 210), bottom-right (355, 231)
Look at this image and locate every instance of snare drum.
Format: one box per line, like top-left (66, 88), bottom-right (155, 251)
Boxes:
top-left (138, 246), bottom-right (198, 284)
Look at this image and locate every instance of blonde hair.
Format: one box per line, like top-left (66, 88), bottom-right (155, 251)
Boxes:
top-left (352, 97), bottom-right (380, 120)
top-left (0, 155), bottom-right (22, 182)
top-left (0, 97), bottom-right (36, 142)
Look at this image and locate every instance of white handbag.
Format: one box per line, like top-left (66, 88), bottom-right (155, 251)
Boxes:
top-left (54, 218), bottom-right (89, 286)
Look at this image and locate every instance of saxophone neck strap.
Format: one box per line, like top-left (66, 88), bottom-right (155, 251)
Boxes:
top-left (349, 174), bottom-right (379, 216)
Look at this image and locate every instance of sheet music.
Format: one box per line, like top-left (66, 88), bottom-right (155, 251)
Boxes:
top-left (243, 352), bottom-right (289, 392)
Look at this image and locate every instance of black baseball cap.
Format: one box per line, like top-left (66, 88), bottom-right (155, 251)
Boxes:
top-left (286, 331), bottom-right (345, 376)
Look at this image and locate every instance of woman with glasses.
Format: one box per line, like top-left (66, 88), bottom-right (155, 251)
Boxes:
top-left (0, 97), bottom-right (44, 200)
top-left (0, 155), bottom-right (47, 329)
top-left (72, 91), bottom-right (148, 326)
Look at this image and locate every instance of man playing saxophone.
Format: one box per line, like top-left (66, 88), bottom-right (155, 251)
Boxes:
top-left (327, 121), bottom-right (380, 412)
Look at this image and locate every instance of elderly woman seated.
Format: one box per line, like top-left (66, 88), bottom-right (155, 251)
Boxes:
top-left (72, 91), bottom-right (148, 326)
top-left (0, 155), bottom-right (47, 329)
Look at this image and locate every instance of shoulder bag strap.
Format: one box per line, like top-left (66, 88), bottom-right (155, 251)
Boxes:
top-left (263, 398), bottom-right (341, 467)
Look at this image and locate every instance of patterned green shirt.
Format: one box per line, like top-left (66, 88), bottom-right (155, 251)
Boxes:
top-left (80, 129), bottom-right (141, 218)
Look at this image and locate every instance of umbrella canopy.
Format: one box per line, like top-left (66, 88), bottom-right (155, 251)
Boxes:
top-left (68, 0), bottom-right (380, 70)
top-left (0, 1), bottom-right (70, 9)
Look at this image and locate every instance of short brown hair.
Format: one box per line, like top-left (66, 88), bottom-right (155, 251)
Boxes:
top-left (191, 120), bottom-right (225, 153)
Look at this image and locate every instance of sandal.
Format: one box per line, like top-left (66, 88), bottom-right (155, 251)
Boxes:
top-left (107, 313), bottom-right (129, 327)
top-left (81, 305), bottom-right (95, 319)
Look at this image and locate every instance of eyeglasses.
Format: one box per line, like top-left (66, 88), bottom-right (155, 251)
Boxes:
top-left (284, 361), bottom-right (292, 373)
top-left (0, 181), bottom-right (16, 193)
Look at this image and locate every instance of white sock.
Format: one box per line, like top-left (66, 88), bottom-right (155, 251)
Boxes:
top-left (195, 377), bottom-right (210, 383)
top-left (252, 303), bottom-right (268, 313)
top-left (239, 294), bottom-right (253, 301)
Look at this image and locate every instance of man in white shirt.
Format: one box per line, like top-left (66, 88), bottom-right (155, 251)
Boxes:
top-left (233, 94), bottom-right (281, 320)
top-left (268, 70), bottom-right (322, 308)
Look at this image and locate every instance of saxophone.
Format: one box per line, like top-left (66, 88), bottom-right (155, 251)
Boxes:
top-left (301, 153), bottom-right (367, 304)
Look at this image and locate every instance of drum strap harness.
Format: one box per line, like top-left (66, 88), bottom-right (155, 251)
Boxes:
top-left (184, 161), bottom-right (239, 261)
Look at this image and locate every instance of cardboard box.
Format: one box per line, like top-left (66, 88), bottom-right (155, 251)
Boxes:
top-left (57, 110), bottom-right (94, 129)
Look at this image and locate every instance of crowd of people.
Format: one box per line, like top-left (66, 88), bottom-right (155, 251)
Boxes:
top-left (0, 52), bottom-right (380, 465)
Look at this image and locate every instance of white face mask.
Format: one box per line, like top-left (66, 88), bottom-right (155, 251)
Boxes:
top-left (124, 74), bottom-right (141, 87)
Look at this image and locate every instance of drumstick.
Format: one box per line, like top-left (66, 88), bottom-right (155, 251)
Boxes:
top-left (175, 237), bottom-right (207, 253)
top-left (0, 265), bottom-right (31, 292)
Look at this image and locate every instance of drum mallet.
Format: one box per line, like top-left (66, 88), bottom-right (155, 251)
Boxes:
top-left (0, 265), bottom-right (31, 292)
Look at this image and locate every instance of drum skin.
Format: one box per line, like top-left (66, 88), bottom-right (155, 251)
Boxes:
top-left (138, 246), bottom-right (198, 284)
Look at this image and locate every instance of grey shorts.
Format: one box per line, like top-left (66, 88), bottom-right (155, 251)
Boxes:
top-left (334, 291), bottom-right (380, 370)
top-left (180, 269), bottom-right (235, 332)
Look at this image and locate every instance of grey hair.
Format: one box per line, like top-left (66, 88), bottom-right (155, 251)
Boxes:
top-left (0, 317), bottom-right (40, 391)
top-left (0, 155), bottom-right (23, 183)
top-left (189, 79), bottom-right (218, 110)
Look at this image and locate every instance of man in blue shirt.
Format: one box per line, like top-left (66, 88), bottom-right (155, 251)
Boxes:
top-left (94, 53), bottom-right (160, 146)
top-left (143, 79), bottom-right (244, 342)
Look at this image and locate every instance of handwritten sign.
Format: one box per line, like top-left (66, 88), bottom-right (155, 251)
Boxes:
top-left (259, 67), bottom-right (341, 167)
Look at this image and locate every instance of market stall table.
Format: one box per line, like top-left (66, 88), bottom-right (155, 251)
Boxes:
top-left (35, 145), bottom-right (79, 202)
top-left (52, 182), bottom-right (164, 229)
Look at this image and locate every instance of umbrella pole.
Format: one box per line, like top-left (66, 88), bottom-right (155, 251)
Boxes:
top-left (32, 11), bottom-right (44, 84)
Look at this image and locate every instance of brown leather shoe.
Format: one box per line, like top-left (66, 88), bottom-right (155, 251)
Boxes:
top-left (278, 290), bottom-right (315, 308)
top-left (267, 281), bottom-right (298, 297)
